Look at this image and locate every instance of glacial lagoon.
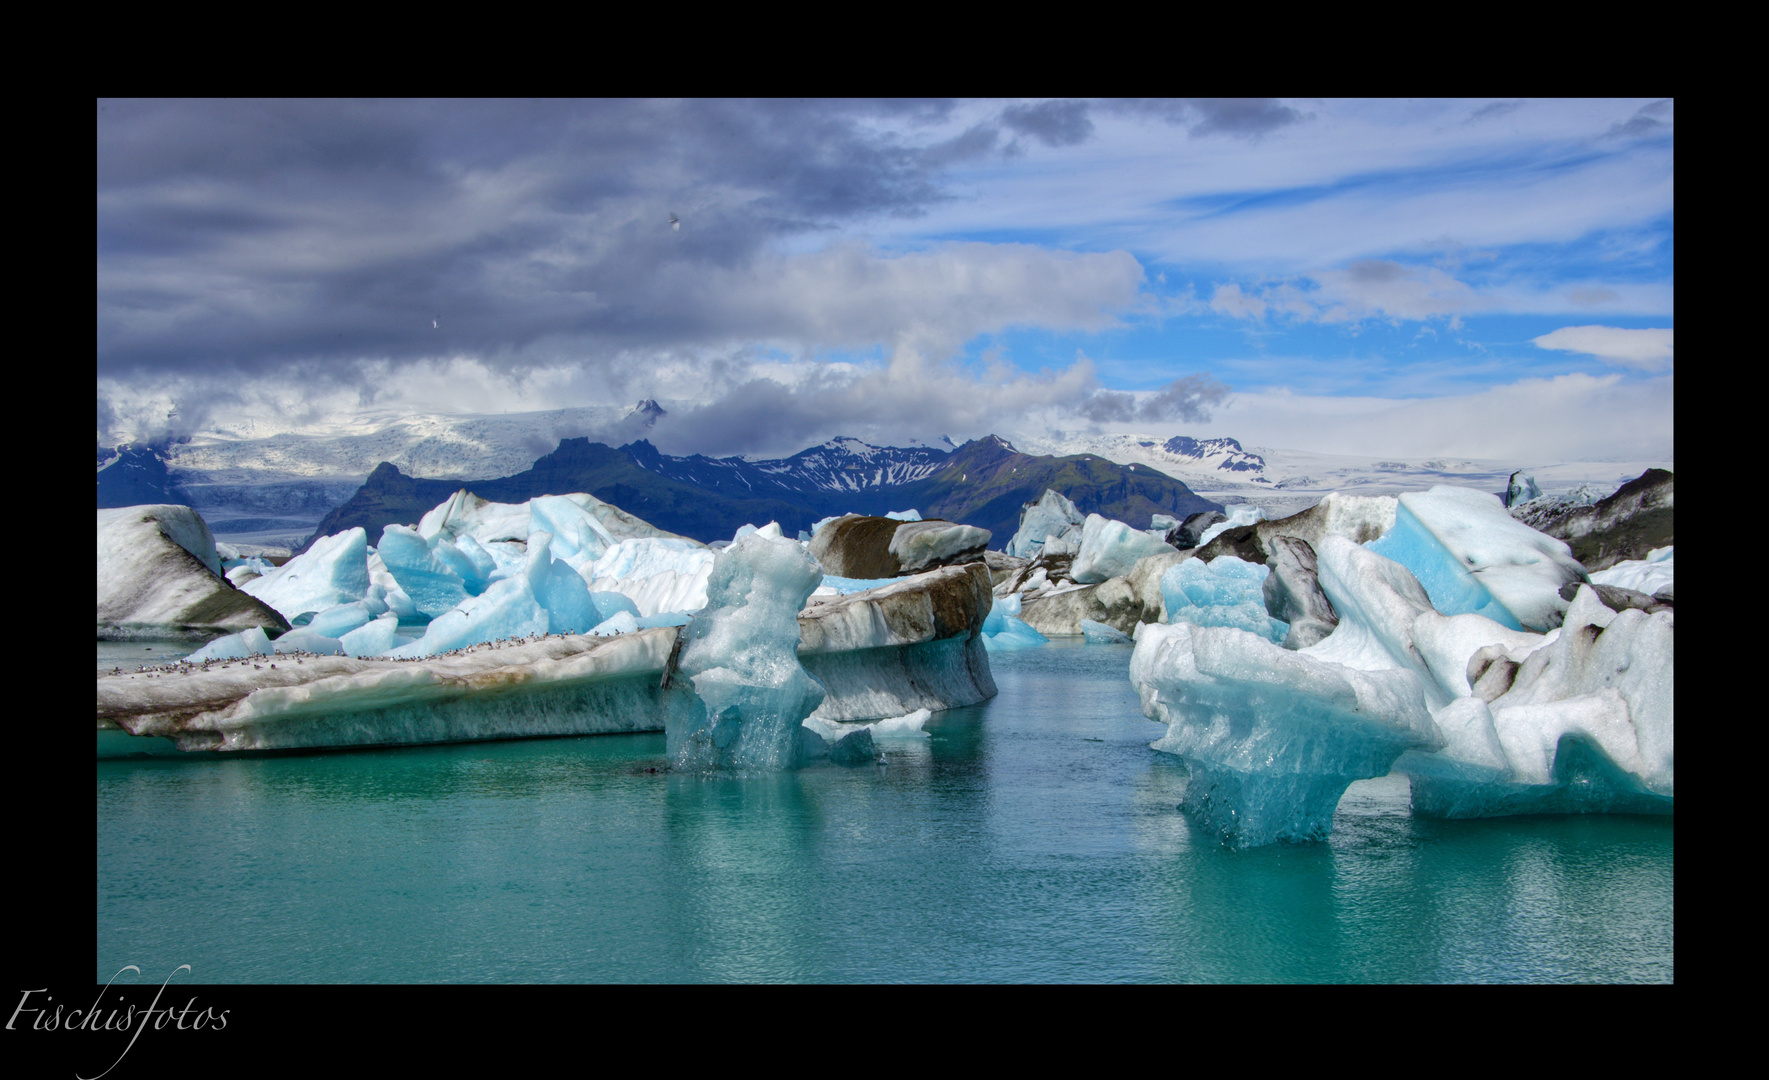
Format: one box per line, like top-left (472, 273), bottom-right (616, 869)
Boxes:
top-left (96, 639), bottom-right (1672, 983)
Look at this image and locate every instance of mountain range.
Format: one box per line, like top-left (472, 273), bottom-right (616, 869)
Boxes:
top-left (303, 434), bottom-right (1224, 549)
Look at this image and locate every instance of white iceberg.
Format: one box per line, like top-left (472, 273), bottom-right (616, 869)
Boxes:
top-left (1132, 618), bottom-right (1441, 848)
top-left (1589, 545), bottom-right (1673, 597)
top-left (1071, 513), bottom-right (1176, 584)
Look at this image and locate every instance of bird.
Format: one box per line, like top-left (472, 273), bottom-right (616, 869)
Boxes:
top-left (668, 213), bottom-right (680, 232)
top-left (433, 316), bottom-right (439, 329)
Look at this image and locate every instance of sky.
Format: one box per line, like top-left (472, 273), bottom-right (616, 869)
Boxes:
top-left (96, 98), bottom-right (1673, 462)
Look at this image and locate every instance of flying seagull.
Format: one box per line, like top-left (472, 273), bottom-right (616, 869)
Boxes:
top-left (669, 213), bottom-right (680, 231)
top-left (433, 314), bottom-right (440, 329)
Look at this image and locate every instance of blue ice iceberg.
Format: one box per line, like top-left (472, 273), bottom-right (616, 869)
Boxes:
top-left (1161, 556), bottom-right (1289, 644)
top-left (981, 591), bottom-right (1049, 650)
top-left (663, 532), bottom-right (829, 771)
top-left (1365, 486), bottom-right (1587, 631)
top-left (241, 528), bottom-right (371, 621)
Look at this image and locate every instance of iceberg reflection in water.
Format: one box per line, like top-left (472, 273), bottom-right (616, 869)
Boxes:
top-left (96, 641), bottom-right (1672, 984)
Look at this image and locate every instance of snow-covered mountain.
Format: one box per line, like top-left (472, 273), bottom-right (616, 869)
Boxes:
top-left (624, 436), bottom-right (950, 504)
top-left (1013, 430), bottom-right (1674, 513)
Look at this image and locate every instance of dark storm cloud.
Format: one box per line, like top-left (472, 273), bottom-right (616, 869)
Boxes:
top-left (1074, 374), bottom-right (1230, 424)
top-left (96, 99), bottom-right (970, 381)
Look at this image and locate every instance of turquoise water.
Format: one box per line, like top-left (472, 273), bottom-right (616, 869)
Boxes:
top-left (96, 640), bottom-right (1672, 983)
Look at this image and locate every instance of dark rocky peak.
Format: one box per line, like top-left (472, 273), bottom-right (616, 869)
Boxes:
top-left (627, 399), bottom-right (666, 426)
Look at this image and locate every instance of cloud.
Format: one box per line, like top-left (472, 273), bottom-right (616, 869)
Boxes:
top-left (1210, 282), bottom-right (1266, 320)
top-left (1208, 260), bottom-right (1486, 324)
top-left (1000, 100), bottom-right (1095, 147)
top-left (1532, 325), bottom-right (1673, 371)
top-left (1112, 98), bottom-right (1306, 138)
top-left (1204, 373), bottom-right (1673, 461)
top-left (1604, 99), bottom-right (1673, 140)
top-left (1075, 373), bottom-right (1230, 424)
top-left (1467, 100), bottom-right (1524, 124)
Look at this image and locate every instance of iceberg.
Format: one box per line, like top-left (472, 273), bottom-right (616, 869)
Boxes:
top-left (798, 563), bottom-right (998, 721)
top-left (662, 532), bottom-right (828, 771)
top-left (1405, 585), bottom-right (1673, 818)
top-left (1006, 490), bottom-right (1085, 559)
top-left (242, 528), bottom-right (372, 622)
top-left (98, 506), bottom-right (288, 640)
top-left (585, 538), bottom-right (716, 617)
top-left (529, 495), bottom-right (617, 569)
top-left (1589, 545), bottom-right (1673, 597)
top-left (339, 613), bottom-right (402, 658)
top-left (185, 626), bottom-right (276, 663)
top-left (1161, 556), bottom-right (1289, 644)
top-left (1196, 503), bottom-right (1266, 550)
top-left (1365, 486), bottom-right (1587, 632)
top-left (1132, 619), bottom-right (1441, 848)
top-left (981, 591), bottom-right (1050, 650)
top-left (803, 708), bottom-right (931, 747)
top-left (1071, 514), bottom-right (1177, 584)
top-left (1080, 619), bottom-right (1133, 644)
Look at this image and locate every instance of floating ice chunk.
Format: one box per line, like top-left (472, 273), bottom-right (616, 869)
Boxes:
top-left (224, 565), bottom-right (261, 587)
top-left (884, 509), bottom-right (922, 521)
top-left (889, 520), bottom-right (991, 572)
top-left (1161, 556), bottom-right (1288, 643)
top-left (730, 521), bottom-right (784, 543)
top-left (304, 599), bottom-right (383, 640)
top-left (1081, 619), bottom-right (1133, 644)
top-left (589, 610), bottom-right (640, 636)
top-left (365, 549), bottom-right (420, 622)
top-left (242, 528), bottom-right (371, 622)
top-left (803, 707), bottom-right (931, 746)
top-left (663, 533), bottom-right (827, 771)
top-left (375, 525), bottom-right (476, 619)
top-left (1303, 537), bottom-right (1544, 709)
top-left (186, 626), bottom-right (276, 663)
top-left (1007, 489), bottom-right (1085, 559)
top-left (1071, 514), bottom-right (1177, 584)
top-left (1196, 504), bottom-right (1266, 550)
top-left (339, 613), bottom-right (401, 658)
top-left (1589, 545), bottom-right (1673, 596)
top-left (1504, 471), bottom-right (1542, 508)
top-left (1365, 486), bottom-right (1587, 631)
top-left (417, 490), bottom-right (532, 544)
top-left (272, 627), bottom-right (345, 655)
top-left (982, 593), bottom-right (1048, 650)
top-left (586, 537), bottom-right (716, 617)
top-left (1132, 620), bottom-right (1441, 848)
top-left (530, 495), bottom-right (616, 569)
top-left (382, 540), bottom-right (578, 658)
